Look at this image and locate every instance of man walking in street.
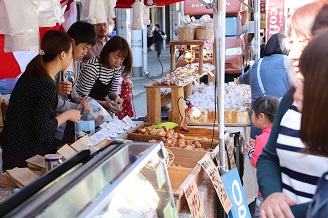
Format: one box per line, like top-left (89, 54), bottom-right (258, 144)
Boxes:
top-left (153, 24), bottom-right (165, 57)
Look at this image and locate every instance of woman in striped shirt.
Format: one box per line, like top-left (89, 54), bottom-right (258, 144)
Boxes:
top-left (76, 36), bottom-right (132, 114)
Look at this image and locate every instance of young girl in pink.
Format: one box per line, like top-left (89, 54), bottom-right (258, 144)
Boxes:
top-left (244, 95), bottom-right (279, 217)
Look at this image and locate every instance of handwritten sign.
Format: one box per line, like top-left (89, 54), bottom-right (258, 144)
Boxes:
top-left (198, 155), bottom-right (232, 213)
top-left (183, 176), bottom-right (206, 218)
top-left (221, 168), bottom-right (252, 218)
top-left (212, 145), bottom-right (220, 164)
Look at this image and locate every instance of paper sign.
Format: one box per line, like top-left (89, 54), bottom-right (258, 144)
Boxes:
top-left (122, 115), bottom-right (135, 127)
top-left (221, 168), bottom-right (252, 218)
top-left (183, 176), bottom-right (206, 218)
top-left (198, 155), bottom-right (232, 213)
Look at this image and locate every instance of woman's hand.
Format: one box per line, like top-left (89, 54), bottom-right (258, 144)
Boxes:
top-left (58, 81), bottom-right (72, 96)
top-left (105, 99), bottom-right (120, 113)
top-left (260, 193), bottom-right (296, 218)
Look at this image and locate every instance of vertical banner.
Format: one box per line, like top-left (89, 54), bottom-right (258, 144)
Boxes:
top-left (222, 168), bottom-right (252, 218)
top-left (266, 0), bottom-right (285, 40)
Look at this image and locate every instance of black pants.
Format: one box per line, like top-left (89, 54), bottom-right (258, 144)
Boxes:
top-left (155, 43), bottom-right (162, 57)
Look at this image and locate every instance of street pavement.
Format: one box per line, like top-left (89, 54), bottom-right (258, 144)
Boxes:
top-left (130, 47), bottom-right (171, 119)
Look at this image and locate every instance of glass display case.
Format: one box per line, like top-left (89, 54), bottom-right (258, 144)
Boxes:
top-left (0, 141), bottom-right (177, 218)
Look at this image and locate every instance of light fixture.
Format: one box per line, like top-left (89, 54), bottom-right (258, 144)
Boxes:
top-left (184, 49), bottom-right (195, 65)
top-left (178, 97), bottom-right (193, 131)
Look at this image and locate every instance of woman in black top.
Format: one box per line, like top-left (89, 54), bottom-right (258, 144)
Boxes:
top-left (76, 36), bottom-right (133, 114)
top-left (0, 30), bottom-right (81, 171)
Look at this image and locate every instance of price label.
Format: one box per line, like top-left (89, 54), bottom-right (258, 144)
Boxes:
top-left (122, 116), bottom-right (135, 127)
top-left (183, 176), bottom-right (206, 218)
top-left (198, 155), bottom-right (232, 213)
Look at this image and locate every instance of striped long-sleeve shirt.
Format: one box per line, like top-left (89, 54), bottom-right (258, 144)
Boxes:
top-left (76, 57), bottom-right (121, 99)
top-left (276, 102), bottom-right (328, 204)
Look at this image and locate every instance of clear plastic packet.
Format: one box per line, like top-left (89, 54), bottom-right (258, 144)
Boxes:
top-left (77, 97), bottom-right (113, 127)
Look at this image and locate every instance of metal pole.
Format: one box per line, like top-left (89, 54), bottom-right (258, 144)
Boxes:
top-left (142, 25), bottom-right (148, 75)
top-left (213, 0), bottom-right (227, 174)
top-left (254, 0), bottom-right (261, 59)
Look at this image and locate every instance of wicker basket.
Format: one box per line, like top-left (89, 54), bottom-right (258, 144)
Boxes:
top-left (195, 25), bottom-right (214, 40)
top-left (177, 26), bottom-right (195, 41)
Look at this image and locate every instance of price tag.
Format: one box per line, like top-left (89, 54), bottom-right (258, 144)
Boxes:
top-left (183, 176), bottom-right (206, 218)
top-left (122, 115), bottom-right (135, 127)
top-left (198, 155), bottom-right (232, 213)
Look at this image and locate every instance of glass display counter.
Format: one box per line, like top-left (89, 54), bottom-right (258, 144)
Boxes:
top-left (0, 141), bottom-right (177, 218)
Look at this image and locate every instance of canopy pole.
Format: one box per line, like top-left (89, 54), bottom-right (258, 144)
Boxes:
top-left (213, 0), bottom-right (227, 174)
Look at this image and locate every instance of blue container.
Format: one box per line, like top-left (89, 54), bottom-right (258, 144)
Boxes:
top-left (0, 78), bottom-right (18, 94)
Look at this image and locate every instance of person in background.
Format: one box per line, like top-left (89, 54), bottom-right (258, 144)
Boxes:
top-left (295, 28), bottom-right (328, 218)
top-left (257, 2), bottom-right (328, 218)
top-left (153, 24), bottom-right (165, 57)
top-left (54, 21), bottom-right (97, 147)
top-left (147, 22), bottom-right (153, 48)
top-left (82, 21), bottom-right (109, 64)
top-left (108, 18), bottom-right (117, 39)
top-left (236, 32), bottom-right (292, 139)
top-left (76, 36), bottom-right (132, 114)
top-left (0, 30), bottom-right (81, 171)
top-left (82, 19), bottom-right (132, 89)
top-left (244, 95), bottom-right (280, 218)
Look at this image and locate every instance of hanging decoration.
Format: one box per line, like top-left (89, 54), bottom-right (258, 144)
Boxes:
top-left (80, 0), bottom-right (117, 24)
top-left (2, 0), bottom-right (63, 52)
top-left (131, 0), bottom-right (144, 30)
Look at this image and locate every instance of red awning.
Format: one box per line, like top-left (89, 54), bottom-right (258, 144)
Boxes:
top-left (116, 0), bottom-right (183, 8)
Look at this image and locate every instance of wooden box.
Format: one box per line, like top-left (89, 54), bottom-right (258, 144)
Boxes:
top-left (125, 123), bottom-right (219, 150)
top-left (166, 147), bottom-right (207, 213)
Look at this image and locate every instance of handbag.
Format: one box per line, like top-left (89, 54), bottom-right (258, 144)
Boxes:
top-left (161, 31), bottom-right (167, 40)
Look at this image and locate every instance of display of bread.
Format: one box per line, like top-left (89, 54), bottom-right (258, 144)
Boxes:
top-left (136, 125), bottom-right (206, 150)
top-left (153, 63), bottom-right (215, 86)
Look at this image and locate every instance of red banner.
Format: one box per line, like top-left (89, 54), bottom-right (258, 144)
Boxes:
top-left (266, 0), bottom-right (285, 40)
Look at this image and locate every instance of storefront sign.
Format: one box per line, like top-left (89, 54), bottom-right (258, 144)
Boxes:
top-left (266, 0), bottom-right (285, 40)
top-left (221, 168), bottom-right (251, 218)
top-left (198, 155), bottom-right (232, 213)
top-left (183, 176), bottom-right (206, 218)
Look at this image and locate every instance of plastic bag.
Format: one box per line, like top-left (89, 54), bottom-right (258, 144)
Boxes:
top-left (131, 0), bottom-right (144, 30)
top-left (77, 97), bottom-right (113, 127)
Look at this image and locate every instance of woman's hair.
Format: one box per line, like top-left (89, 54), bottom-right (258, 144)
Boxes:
top-left (99, 36), bottom-right (133, 73)
top-left (311, 3), bottom-right (328, 35)
top-left (299, 28), bottom-right (328, 156)
top-left (25, 30), bottom-right (71, 78)
top-left (288, 1), bottom-right (327, 39)
top-left (252, 95), bottom-right (280, 123)
top-left (262, 33), bottom-right (290, 57)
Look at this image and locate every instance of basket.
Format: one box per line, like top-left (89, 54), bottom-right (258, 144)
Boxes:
top-left (195, 25), bottom-right (214, 40)
top-left (177, 26), bottom-right (195, 41)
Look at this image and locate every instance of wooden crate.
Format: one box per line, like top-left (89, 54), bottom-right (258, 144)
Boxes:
top-left (127, 123), bottom-right (219, 141)
top-left (166, 148), bottom-right (207, 213)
